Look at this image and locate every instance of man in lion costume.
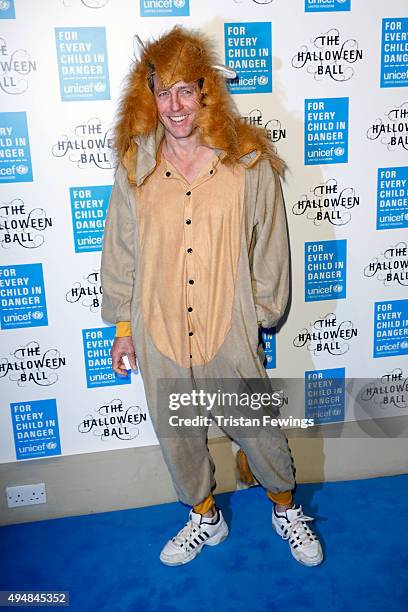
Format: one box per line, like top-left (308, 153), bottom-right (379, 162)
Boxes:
top-left (101, 26), bottom-right (323, 567)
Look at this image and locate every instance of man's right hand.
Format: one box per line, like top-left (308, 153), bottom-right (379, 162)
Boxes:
top-left (111, 336), bottom-right (138, 375)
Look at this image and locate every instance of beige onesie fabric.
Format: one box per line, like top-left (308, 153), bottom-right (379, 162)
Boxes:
top-left (101, 124), bottom-right (296, 506)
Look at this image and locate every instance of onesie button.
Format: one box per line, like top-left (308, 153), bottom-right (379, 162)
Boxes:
top-left (186, 219), bottom-right (192, 225)
top-left (210, 169), bottom-right (214, 175)
top-left (190, 354), bottom-right (193, 359)
top-left (165, 171), bottom-right (171, 177)
top-left (188, 307), bottom-right (193, 312)
top-left (189, 331), bottom-right (194, 336)
top-left (187, 248), bottom-right (193, 253)
top-left (186, 191), bottom-right (191, 196)
top-left (189, 279), bottom-right (194, 285)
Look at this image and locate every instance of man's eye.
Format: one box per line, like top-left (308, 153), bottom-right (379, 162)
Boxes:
top-left (158, 91), bottom-right (169, 97)
top-left (181, 89), bottom-right (193, 95)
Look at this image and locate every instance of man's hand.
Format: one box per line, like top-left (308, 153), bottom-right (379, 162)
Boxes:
top-left (111, 336), bottom-right (138, 376)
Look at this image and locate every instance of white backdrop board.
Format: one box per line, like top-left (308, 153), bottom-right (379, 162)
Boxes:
top-left (1, 0), bottom-right (407, 464)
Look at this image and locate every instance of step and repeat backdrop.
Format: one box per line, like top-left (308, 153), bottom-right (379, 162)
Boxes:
top-left (1, 0), bottom-right (407, 463)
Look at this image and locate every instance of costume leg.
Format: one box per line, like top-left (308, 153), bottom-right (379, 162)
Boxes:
top-left (142, 374), bottom-right (216, 506)
top-left (154, 433), bottom-right (216, 507)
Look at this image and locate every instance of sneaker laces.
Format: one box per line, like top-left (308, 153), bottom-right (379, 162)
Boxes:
top-left (280, 511), bottom-right (317, 547)
top-left (171, 519), bottom-right (207, 551)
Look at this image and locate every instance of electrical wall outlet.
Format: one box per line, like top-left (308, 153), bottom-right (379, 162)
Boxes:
top-left (6, 483), bottom-right (47, 508)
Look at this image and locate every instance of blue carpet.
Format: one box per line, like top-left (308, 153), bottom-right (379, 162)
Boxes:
top-left (1, 474), bottom-right (407, 612)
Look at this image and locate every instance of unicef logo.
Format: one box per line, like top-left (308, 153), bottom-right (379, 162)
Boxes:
top-left (32, 310), bottom-right (44, 320)
top-left (332, 284), bottom-right (343, 293)
top-left (334, 147), bottom-right (345, 157)
top-left (15, 165), bottom-right (29, 175)
top-left (94, 82), bottom-right (106, 93)
top-left (400, 341), bottom-right (408, 350)
top-left (0, 1), bottom-right (10, 10)
top-left (258, 75), bottom-right (269, 86)
top-left (173, 0), bottom-right (185, 7)
top-left (46, 442), bottom-right (57, 450)
top-left (404, 212), bottom-right (408, 221)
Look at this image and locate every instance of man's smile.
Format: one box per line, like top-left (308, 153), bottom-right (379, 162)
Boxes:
top-left (169, 114), bottom-right (189, 123)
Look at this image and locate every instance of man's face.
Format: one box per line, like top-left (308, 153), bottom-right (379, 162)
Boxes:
top-left (153, 75), bottom-right (202, 140)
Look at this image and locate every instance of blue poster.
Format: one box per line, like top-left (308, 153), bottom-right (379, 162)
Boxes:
top-left (70, 185), bottom-right (111, 253)
top-left (0, 0), bottom-right (15, 18)
top-left (374, 300), bottom-right (408, 358)
top-left (305, 239), bottom-right (347, 301)
top-left (305, 0), bottom-right (350, 11)
top-left (82, 326), bottom-right (131, 388)
top-left (0, 112), bottom-right (33, 183)
top-left (0, 263), bottom-right (48, 330)
top-left (381, 18), bottom-right (408, 88)
top-left (305, 368), bottom-right (345, 424)
top-left (140, 0), bottom-right (189, 17)
top-left (261, 327), bottom-right (276, 369)
top-left (55, 27), bottom-right (110, 101)
top-left (11, 399), bottom-right (61, 460)
top-left (377, 167), bottom-right (408, 230)
top-left (224, 22), bottom-right (272, 94)
top-left (304, 97), bottom-right (349, 165)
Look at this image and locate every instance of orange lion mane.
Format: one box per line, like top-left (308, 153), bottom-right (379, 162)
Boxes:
top-left (114, 26), bottom-right (284, 180)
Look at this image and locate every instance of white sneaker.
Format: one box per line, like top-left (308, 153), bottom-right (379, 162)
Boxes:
top-left (272, 504), bottom-right (323, 566)
top-left (160, 508), bottom-right (229, 566)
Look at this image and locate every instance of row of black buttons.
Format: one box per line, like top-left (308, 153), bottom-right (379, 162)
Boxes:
top-left (186, 187), bottom-right (193, 362)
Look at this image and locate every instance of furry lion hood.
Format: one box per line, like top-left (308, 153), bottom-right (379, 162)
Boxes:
top-left (114, 26), bottom-right (284, 182)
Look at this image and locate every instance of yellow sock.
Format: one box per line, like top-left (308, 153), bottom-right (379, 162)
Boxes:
top-left (193, 494), bottom-right (215, 515)
top-left (267, 490), bottom-right (293, 507)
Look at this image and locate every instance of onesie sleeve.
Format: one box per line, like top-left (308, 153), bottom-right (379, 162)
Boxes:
top-left (251, 160), bottom-right (289, 329)
top-left (100, 164), bottom-right (136, 326)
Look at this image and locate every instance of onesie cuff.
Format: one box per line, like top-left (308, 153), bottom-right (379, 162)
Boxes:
top-left (116, 321), bottom-right (131, 337)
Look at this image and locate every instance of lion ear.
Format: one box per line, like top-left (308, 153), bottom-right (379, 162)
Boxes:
top-left (133, 34), bottom-right (145, 62)
top-left (212, 64), bottom-right (237, 80)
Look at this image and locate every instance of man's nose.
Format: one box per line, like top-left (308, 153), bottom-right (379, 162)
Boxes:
top-left (169, 91), bottom-right (182, 113)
